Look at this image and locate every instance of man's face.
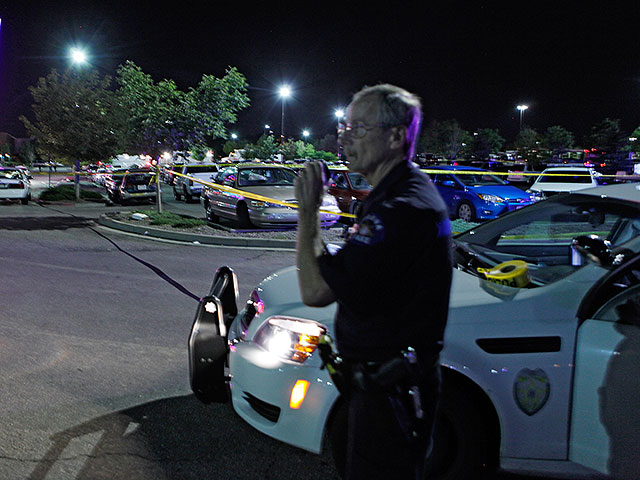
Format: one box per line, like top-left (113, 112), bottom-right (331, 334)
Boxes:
top-left (340, 96), bottom-right (390, 176)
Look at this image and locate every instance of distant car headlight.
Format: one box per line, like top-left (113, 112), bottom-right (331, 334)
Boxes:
top-left (477, 194), bottom-right (504, 204)
top-left (526, 189), bottom-right (544, 201)
top-left (253, 316), bottom-right (326, 363)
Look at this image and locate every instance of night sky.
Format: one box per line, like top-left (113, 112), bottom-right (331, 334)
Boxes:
top-left (1, 2), bottom-right (639, 146)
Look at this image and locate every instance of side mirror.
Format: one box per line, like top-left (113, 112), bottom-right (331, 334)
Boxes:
top-left (442, 180), bottom-right (456, 188)
top-left (571, 235), bottom-right (613, 266)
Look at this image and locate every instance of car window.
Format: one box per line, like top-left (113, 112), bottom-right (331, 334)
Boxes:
top-left (0, 169), bottom-right (22, 180)
top-left (536, 170), bottom-right (593, 183)
top-left (214, 167), bottom-right (237, 184)
top-left (433, 173), bottom-right (456, 186)
top-left (329, 171), bottom-right (348, 188)
top-left (185, 165), bottom-right (218, 174)
top-left (592, 284), bottom-right (640, 325)
top-left (454, 193), bottom-right (640, 285)
top-left (455, 172), bottom-right (506, 186)
top-left (348, 173), bottom-right (372, 190)
top-left (125, 174), bottom-right (154, 185)
top-left (237, 168), bottom-right (296, 187)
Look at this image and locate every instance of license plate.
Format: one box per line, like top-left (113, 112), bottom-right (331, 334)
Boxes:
top-left (136, 185), bottom-right (147, 191)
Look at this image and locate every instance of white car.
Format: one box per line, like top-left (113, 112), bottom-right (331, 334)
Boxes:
top-left (189, 182), bottom-right (640, 480)
top-left (528, 166), bottom-right (600, 200)
top-left (0, 166), bottom-right (32, 204)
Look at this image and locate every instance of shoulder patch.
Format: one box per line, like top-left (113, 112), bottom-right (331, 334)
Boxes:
top-left (349, 213), bottom-right (385, 246)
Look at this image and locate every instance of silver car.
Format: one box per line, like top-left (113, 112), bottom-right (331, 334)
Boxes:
top-left (200, 164), bottom-right (340, 228)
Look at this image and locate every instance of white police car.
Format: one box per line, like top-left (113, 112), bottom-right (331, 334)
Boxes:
top-left (189, 182), bottom-right (640, 480)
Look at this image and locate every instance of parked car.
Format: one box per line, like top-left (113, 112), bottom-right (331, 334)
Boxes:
top-left (173, 163), bottom-right (219, 202)
top-left (326, 168), bottom-right (372, 216)
top-left (161, 163), bottom-right (185, 185)
top-left (201, 163), bottom-right (340, 228)
top-left (430, 165), bottom-right (537, 222)
top-left (106, 169), bottom-right (156, 204)
top-left (189, 182), bottom-right (640, 480)
top-left (0, 166), bottom-right (32, 204)
top-left (528, 166), bottom-right (600, 200)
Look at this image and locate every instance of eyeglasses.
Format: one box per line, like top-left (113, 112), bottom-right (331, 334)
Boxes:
top-left (336, 122), bottom-right (397, 139)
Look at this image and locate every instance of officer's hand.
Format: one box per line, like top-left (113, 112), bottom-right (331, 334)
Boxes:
top-left (294, 161), bottom-right (327, 212)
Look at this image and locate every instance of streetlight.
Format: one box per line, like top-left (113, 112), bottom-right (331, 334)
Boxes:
top-left (516, 104), bottom-right (529, 130)
top-left (335, 109), bottom-right (345, 121)
top-left (69, 46), bottom-right (88, 66)
top-left (302, 129), bottom-right (310, 139)
top-left (231, 133), bottom-right (238, 140)
top-left (279, 85), bottom-right (292, 143)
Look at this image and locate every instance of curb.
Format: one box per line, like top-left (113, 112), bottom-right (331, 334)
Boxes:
top-left (98, 214), bottom-right (298, 249)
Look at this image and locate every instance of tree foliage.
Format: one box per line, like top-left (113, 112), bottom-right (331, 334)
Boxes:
top-left (471, 128), bottom-right (504, 159)
top-left (20, 69), bottom-right (120, 163)
top-left (541, 125), bottom-right (574, 153)
top-left (20, 62), bottom-right (250, 163)
top-left (420, 119), bottom-right (471, 159)
top-left (115, 61), bottom-right (250, 156)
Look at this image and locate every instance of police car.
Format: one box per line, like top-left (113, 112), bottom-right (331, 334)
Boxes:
top-left (189, 182), bottom-right (640, 480)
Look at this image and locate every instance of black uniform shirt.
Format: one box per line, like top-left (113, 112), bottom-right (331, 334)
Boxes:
top-left (318, 161), bottom-right (453, 362)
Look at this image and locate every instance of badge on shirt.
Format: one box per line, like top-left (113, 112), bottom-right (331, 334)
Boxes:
top-left (348, 213), bottom-right (385, 246)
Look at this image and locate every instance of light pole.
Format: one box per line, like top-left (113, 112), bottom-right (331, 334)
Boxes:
top-left (516, 104), bottom-right (529, 130)
top-left (279, 85), bottom-right (292, 144)
top-left (69, 46), bottom-right (89, 201)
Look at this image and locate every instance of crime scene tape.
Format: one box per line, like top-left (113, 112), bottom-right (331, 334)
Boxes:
top-left (477, 260), bottom-right (531, 288)
top-left (168, 169), bottom-right (356, 218)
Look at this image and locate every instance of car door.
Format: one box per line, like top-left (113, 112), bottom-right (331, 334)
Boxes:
top-left (432, 173), bottom-right (459, 215)
top-left (210, 167), bottom-right (239, 217)
top-left (570, 253), bottom-right (640, 479)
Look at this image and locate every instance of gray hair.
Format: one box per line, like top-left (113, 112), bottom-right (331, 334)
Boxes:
top-left (352, 84), bottom-right (423, 160)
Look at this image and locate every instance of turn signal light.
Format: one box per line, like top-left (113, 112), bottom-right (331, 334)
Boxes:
top-left (289, 380), bottom-right (310, 409)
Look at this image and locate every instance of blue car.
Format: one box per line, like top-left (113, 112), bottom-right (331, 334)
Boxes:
top-left (428, 165), bottom-right (537, 221)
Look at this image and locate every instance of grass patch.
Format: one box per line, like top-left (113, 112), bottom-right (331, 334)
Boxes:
top-left (39, 184), bottom-right (105, 201)
top-left (134, 209), bottom-right (207, 229)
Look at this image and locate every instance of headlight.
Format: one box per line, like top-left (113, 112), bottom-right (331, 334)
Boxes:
top-left (477, 194), bottom-right (504, 204)
top-left (249, 200), bottom-right (268, 208)
top-left (253, 316), bottom-right (326, 363)
top-left (526, 189), bottom-right (544, 201)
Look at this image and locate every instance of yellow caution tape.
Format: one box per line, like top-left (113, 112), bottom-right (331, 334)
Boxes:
top-left (477, 260), bottom-right (531, 288)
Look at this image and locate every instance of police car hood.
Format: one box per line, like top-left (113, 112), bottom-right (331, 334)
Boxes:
top-left (251, 263), bottom-right (594, 334)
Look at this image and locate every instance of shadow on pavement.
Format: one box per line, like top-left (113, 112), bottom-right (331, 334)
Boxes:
top-left (28, 394), bottom-right (339, 480)
top-left (0, 217), bottom-right (95, 231)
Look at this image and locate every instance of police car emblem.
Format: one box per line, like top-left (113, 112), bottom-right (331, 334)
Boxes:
top-left (513, 368), bottom-right (550, 416)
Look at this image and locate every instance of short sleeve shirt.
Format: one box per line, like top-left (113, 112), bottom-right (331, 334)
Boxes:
top-left (318, 161), bottom-right (453, 362)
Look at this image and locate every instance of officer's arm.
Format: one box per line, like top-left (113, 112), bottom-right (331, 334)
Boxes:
top-left (295, 162), bottom-right (336, 307)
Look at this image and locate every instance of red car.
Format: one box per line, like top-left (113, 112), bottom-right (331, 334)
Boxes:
top-left (327, 169), bottom-right (372, 215)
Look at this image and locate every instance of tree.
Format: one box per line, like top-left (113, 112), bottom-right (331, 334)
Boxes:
top-left (420, 119), bottom-right (471, 159)
top-left (627, 126), bottom-right (640, 155)
top-left (20, 69), bottom-right (119, 164)
top-left (586, 118), bottom-right (626, 152)
top-left (541, 125), bottom-right (574, 154)
top-left (115, 61), bottom-right (250, 156)
top-left (243, 135), bottom-right (279, 160)
top-left (471, 128), bottom-right (504, 159)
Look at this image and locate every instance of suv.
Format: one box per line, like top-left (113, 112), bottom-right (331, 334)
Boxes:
top-left (528, 166), bottom-right (600, 200)
top-left (106, 169), bottom-right (156, 204)
top-left (173, 163), bottom-right (219, 202)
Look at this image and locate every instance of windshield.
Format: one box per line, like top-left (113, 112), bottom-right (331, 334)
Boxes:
top-left (348, 172), bottom-right (372, 190)
top-left (185, 165), bottom-right (217, 174)
top-left (537, 170), bottom-right (593, 183)
top-left (454, 193), bottom-right (640, 285)
top-left (455, 172), bottom-right (506, 186)
top-left (0, 169), bottom-right (22, 179)
top-left (237, 168), bottom-right (297, 187)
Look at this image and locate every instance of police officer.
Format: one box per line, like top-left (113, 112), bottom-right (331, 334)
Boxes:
top-left (294, 84), bottom-right (453, 479)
